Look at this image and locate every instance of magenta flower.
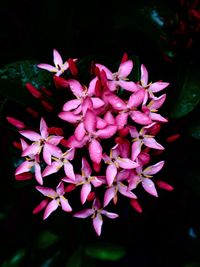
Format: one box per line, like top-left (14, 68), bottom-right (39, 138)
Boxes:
top-left (37, 49), bottom-right (76, 76)
top-left (42, 148), bottom-right (75, 180)
top-left (63, 157), bottom-right (103, 204)
top-left (36, 182), bottom-right (72, 219)
top-left (102, 144), bottom-right (139, 186)
top-left (20, 118), bottom-right (63, 165)
top-left (128, 161), bottom-right (165, 197)
top-left (15, 139), bottom-right (43, 185)
top-left (74, 198), bottom-right (118, 236)
top-left (129, 123), bottom-right (164, 161)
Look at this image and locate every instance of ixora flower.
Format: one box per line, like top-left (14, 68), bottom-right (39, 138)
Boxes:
top-left (11, 51), bottom-right (173, 236)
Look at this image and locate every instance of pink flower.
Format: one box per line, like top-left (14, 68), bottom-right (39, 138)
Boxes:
top-left (15, 139), bottom-right (43, 185)
top-left (74, 198), bottom-right (118, 236)
top-left (20, 118), bottom-right (63, 165)
top-left (62, 157), bottom-right (103, 204)
top-left (36, 182), bottom-right (72, 219)
top-left (37, 49), bottom-right (76, 76)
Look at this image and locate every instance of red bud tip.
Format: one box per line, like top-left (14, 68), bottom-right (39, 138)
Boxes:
top-left (15, 172), bottom-right (33, 181)
top-left (26, 83), bottom-right (42, 99)
top-left (166, 134), bottom-right (181, 143)
top-left (130, 199), bottom-right (143, 213)
top-left (68, 58), bottom-right (78, 76)
top-left (87, 192), bottom-right (95, 201)
top-left (13, 141), bottom-right (22, 150)
top-left (26, 107), bottom-right (39, 117)
top-left (65, 184), bottom-right (76, 193)
top-left (53, 76), bottom-right (68, 89)
top-left (41, 100), bottom-right (54, 112)
top-left (7, 116), bottom-right (25, 129)
top-left (156, 180), bottom-right (174, 191)
top-left (121, 52), bottom-right (128, 63)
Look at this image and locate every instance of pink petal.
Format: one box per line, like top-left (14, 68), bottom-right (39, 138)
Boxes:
top-left (88, 77), bottom-right (98, 95)
top-left (144, 161), bottom-right (164, 175)
top-left (142, 178), bottom-right (158, 197)
top-left (107, 80), bottom-right (117, 91)
top-left (119, 139), bottom-right (131, 158)
top-left (131, 141), bottom-right (142, 161)
top-left (68, 79), bottom-right (83, 98)
top-left (96, 125), bottom-right (117, 139)
top-left (101, 210), bottom-right (119, 219)
top-left (15, 161), bottom-right (33, 175)
top-left (156, 180), bottom-right (174, 191)
top-left (82, 97), bottom-right (93, 115)
top-left (20, 138), bottom-right (29, 151)
top-left (33, 199), bottom-right (48, 214)
top-left (73, 209), bottom-right (94, 218)
top-left (20, 130), bottom-right (41, 141)
top-left (128, 174), bottom-right (141, 190)
top-left (117, 80), bottom-right (139, 92)
top-left (96, 117), bottom-right (107, 129)
top-left (103, 187), bottom-right (116, 207)
top-left (116, 169), bottom-right (130, 181)
top-left (84, 110), bottom-right (97, 133)
top-left (138, 152), bottom-right (151, 165)
top-left (149, 82), bottom-right (169, 93)
top-left (143, 137), bottom-right (164, 150)
top-left (95, 64), bottom-right (113, 80)
top-left (7, 116), bottom-right (25, 129)
top-left (89, 139), bottom-right (102, 164)
top-left (53, 49), bottom-right (63, 67)
top-left (130, 111), bottom-right (152, 125)
top-left (60, 196), bottom-right (72, 212)
top-left (36, 186), bottom-right (56, 197)
top-left (56, 181), bottom-right (65, 195)
top-left (106, 163), bottom-right (117, 186)
top-left (118, 60), bottom-right (133, 78)
top-left (44, 142), bottom-right (62, 161)
top-left (104, 111), bottom-right (115, 125)
top-left (81, 183), bottom-right (92, 204)
top-left (74, 122), bottom-right (86, 141)
top-left (35, 162), bottom-right (43, 185)
top-left (37, 63), bottom-right (57, 72)
top-left (118, 184), bottom-right (137, 198)
top-left (129, 126), bottom-right (139, 138)
top-left (64, 161), bottom-right (75, 180)
top-left (93, 214), bottom-right (103, 236)
top-left (140, 64), bottom-right (148, 86)
top-left (43, 144), bottom-right (52, 165)
top-left (40, 118), bottom-right (49, 139)
top-left (117, 158), bottom-right (139, 169)
top-left (42, 161), bottom-right (62, 177)
top-left (58, 111), bottom-right (81, 123)
top-left (67, 135), bottom-right (88, 148)
top-left (91, 177), bottom-right (103, 187)
top-left (149, 94), bottom-right (166, 110)
top-left (91, 97), bottom-right (105, 109)
top-left (64, 148), bottom-right (75, 160)
top-left (48, 136), bottom-right (63, 146)
top-left (150, 112), bottom-right (168, 122)
top-left (108, 94), bottom-right (126, 111)
top-left (130, 199), bottom-right (143, 213)
top-left (116, 113), bottom-right (128, 130)
top-left (82, 157), bottom-right (92, 177)
top-left (63, 99), bottom-right (81, 111)
top-left (21, 143), bottom-right (40, 157)
top-left (43, 199), bottom-right (59, 219)
top-left (128, 89), bottom-right (145, 108)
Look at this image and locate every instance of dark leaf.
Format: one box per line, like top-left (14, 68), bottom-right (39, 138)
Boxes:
top-left (36, 230), bottom-right (59, 249)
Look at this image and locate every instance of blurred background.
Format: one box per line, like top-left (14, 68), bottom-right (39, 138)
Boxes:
top-left (0, 0), bottom-right (200, 266)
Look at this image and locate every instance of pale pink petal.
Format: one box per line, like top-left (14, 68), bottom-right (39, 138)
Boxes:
top-left (117, 80), bottom-right (139, 92)
top-left (82, 97), bottom-right (93, 115)
top-left (95, 64), bottom-right (113, 80)
top-left (53, 49), bottom-right (63, 66)
top-left (108, 94), bottom-right (126, 111)
top-left (74, 122), bottom-right (86, 141)
top-left (68, 79), bottom-right (83, 98)
top-left (128, 89), bottom-right (145, 108)
top-left (43, 199), bottom-right (59, 219)
top-left (104, 111), bottom-right (115, 125)
top-left (101, 210), bottom-right (119, 219)
top-left (62, 61), bottom-right (69, 71)
top-left (43, 145), bottom-right (52, 165)
top-left (149, 94), bottom-right (166, 110)
top-left (118, 60), bottom-right (133, 78)
top-left (91, 177), bottom-right (103, 187)
top-left (131, 141), bottom-right (142, 161)
top-left (142, 178), bottom-right (158, 197)
top-left (96, 125), bottom-right (117, 139)
top-left (111, 144), bottom-right (120, 158)
top-left (42, 161), bottom-right (62, 177)
top-left (82, 157), bottom-right (92, 177)
top-left (128, 174), bottom-right (141, 190)
top-left (144, 161), bottom-right (164, 175)
top-left (106, 163), bottom-right (117, 186)
top-left (21, 143), bottom-right (40, 156)
top-left (60, 196), bottom-right (72, 212)
top-left (143, 137), bottom-right (164, 150)
top-left (64, 161), bottom-right (75, 180)
top-left (56, 181), bottom-right (65, 195)
top-left (107, 80), bottom-right (117, 91)
top-left (116, 169), bottom-right (130, 181)
top-left (73, 209), bottom-right (94, 218)
top-left (88, 77), bottom-right (98, 95)
top-left (64, 148), bottom-right (75, 160)
top-left (96, 117), bottom-right (107, 129)
top-left (44, 142), bottom-right (62, 159)
top-left (36, 186), bottom-right (56, 197)
top-left (20, 130), bottom-right (41, 141)
top-left (130, 111), bottom-right (152, 125)
top-left (84, 110), bottom-right (96, 133)
top-left (35, 162), bottom-right (43, 185)
top-left (93, 214), bottom-right (103, 236)
top-left (48, 136), bottom-right (63, 146)
top-left (20, 138), bottom-right (29, 151)
top-left (141, 64), bottom-right (148, 86)
top-left (129, 126), bottom-right (139, 138)
top-left (150, 112), bottom-right (168, 122)
top-left (149, 82), bottom-right (169, 93)
top-left (103, 187), bottom-right (116, 207)
top-left (118, 184), bottom-right (137, 199)
top-left (67, 135), bottom-right (88, 148)
top-left (117, 158), bottom-right (139, 169)
top-left (58, 111), bottom-right (81, 123)
top-left (81, 183), bottom-right (92, 204)
top-left (15, 161), bottom-right (33, 175)
top-left (91, 97), bottom-right (104, 109)
top-left (63, 99), bottom-right (81, 111)
top-left (37, 63), bottom-right (57, 72)
top-left (89, 139), bottom-right (102, 164)
top-left (40, 118), bottom-right (49, 139)
top-left (116, 113), bottom-right (128, 130)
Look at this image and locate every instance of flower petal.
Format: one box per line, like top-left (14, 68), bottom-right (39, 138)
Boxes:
top-left (68, 79), bottom-right (83, 98)
top-left (81, 183), bottom-right (92, 204)
top-left (53, 49), bottom-right (63, 67)
top-left (37, 63), bottom-right (58, 72)
top-left (140, 64), bottom-right (148, 86)
top-left (143, 137), bottom-right (164, 150)
top-left (117, 80), bottom-right (139, 92)
top-left (64, 161), bottom-right (75, 180)
top-left (149, 94), bottom-right (166, 110)
top-left (15, 161), bottom-right (33, 175)
top-left (93, 213), bottom-right (103, 236)
top-left (42, 161), bottom-right (62, 177)
top-left (21, 143), bottom-right (40, 157)
top-left (73, 209), bottom-right (94, 218)
top-left (33, 199), bottom-right (48, 214)
top-left (95, 64), bottom-right (113, 80)
top-left (118, 184), bottom-right (137, 199)
top-left (20, 130), bottom-right (41, 141)
top-left (43, 199), bottom-right (59, 219)
top-left (130, 111), bottom-right (152, 125)
top-left (35, 162), bottom-right (43, 185)
top-left (106, 163), bottom-right (117, 186)
top-left (116, 113), bottom-right (128, 130)
top-left (142, 178), bottom-right (158, 197)
top-left (118, 60), bottom-right (133, 78)
top-left (117, 158), bottom-right (139, 169)
top-left (48, 136), bottom-right (63, 146)
top-left (131, 141), bottom-right (142, 161)
top-left (103, 187), bottom-right (116, 207)
top-left (84, 109), bottom-right (97, 133)
top-left (40, 118), bottom-right (49, 139)
top-left (101, 210), bottom-right (119, 219)
top-left (36, 186), bottom-right (56, 197)
top-left (128, 89), bottom-right (145, 108)
top-left (89, 139), bottom-right (102, 164)
top-left (91, 97), bottom-right (105, 109)
top-left (149, 82), bottom-right (169, 93)
top-left (63, 99), bottom-right (81, 111)
top-left (58, 111), bottom-right (81, 123)
top-left (96, 125), bottom-right (117, 139)
top-left (60, 196), bottom-right (72, 212)
top-left (144, 161), bottom-right (164, 175)
top-left (150, 113), bottom-right (168, 122)
top-left (82, 157), bottom-right (92, 177)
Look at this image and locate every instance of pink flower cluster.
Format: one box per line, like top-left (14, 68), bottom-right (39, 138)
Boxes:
top-left (12, 49), bottom-right (173, 236)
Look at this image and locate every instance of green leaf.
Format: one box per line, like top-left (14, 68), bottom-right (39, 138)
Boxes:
top-left (37, 230), bottom-right (59, 249)
top-left (188, 119), bottom-right (200, 139)
top-left (170, 65), bottom-right (200, 119)
top-left (66, 248), bottom-right (82, 267)
top-left (0, 60), bottom-right (52, 105)
top-left (0, 212), bottom-right (6, 221)
top-left (85, 242), bottom-right (126, 261)
top-left (2, 249), bottom-right (26, 267)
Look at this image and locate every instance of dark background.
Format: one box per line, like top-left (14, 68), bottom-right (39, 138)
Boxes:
top-left (1, 0), bottom-right (200, 266)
